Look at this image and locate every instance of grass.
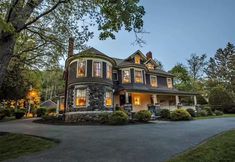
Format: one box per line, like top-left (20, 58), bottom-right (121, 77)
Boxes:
top-left (0, 132), bottom-right (58, 161)
top-left (168, 129), bottom-right (235, 162)
top-left (0, 116), bottom-right (16, 122)
top-left (194, 114), bottom-right (235, 120)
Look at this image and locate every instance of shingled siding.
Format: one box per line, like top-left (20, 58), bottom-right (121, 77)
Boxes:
top-left (131, 68), bottom-right (134, 83)
top-left (68, 62), bottom-right (77, 83)
top-left (87, 60), bottom-right (92, 77)
top-left (103, 62), bottom-right (107, 79)
top-left (157, 76), bottom-right (167, 88)
top-left (118, 70), bottom-right (122, 83)
top-left (146, 74), bottom-right (150, 85)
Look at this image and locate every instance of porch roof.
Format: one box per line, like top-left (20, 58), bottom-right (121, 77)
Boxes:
top-left (117, 85), bottom-right (197, 96)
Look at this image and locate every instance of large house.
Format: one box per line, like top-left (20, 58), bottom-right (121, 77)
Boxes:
top-left (59, 38), bottom-right (197, 113)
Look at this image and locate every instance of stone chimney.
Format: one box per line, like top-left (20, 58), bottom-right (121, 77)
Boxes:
top-left (68, 37), bottom-right (75, 57)
top-left (146, 51), bottom-right (152, 59)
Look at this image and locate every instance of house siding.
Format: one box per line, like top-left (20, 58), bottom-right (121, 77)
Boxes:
top-left (87, 60), bottom-right (92, 77)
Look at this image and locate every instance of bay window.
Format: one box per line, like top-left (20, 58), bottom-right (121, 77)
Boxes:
top-left (122, 69), bottom-right (130, 83)
top-left (93, 61), bottom-right (102, 77)
top-left (105, 91), bottom-right (112, 107)
top-left (77, 60), bottom-right (86, 77)
top-left (106, 64), bottom-right (112, 80)
top-left (135, 70), bottom-right (143, 83)
top-left (167, 78), bottom-right (173, 88)
top-left (150, 76), bottom-right (157, 87)
top-left (76, 89), bottom-right (86, 107)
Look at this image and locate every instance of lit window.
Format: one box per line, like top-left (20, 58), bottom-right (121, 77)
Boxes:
top-left (76, 89), bottom-right (86, 107)
top-left (93, 61), bottom-right (102, 77)
top-left (135, 55), bottom-right (141, 64)
top-left (147, 63), bottom-right (154, 70)
top-left (150, 76), bottom-right (157, 87)
top-left (135, 70), bottom-right (143, 83)
top-left (77, 60), bottom-right (86, 77)
top-left (105, 91), bottom-right (112, 107)
top-left (106, 64), bottom-right (112, 80)
top-left (134, 96), bottom-right (141, 105)
top-left (167, 78), bottom-right (173, 88)
top-left (123, 70), bottom-right (130, 83)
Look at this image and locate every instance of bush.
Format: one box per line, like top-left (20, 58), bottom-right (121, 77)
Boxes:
top-left (170, 109), bottom-right (192, 121)
top-left (214, 110), bottom-right (224, 116)
top-left (204, 107), bottom-right (213, 116)
top-left (159, 109), bottom-right (171, 119)
top-left (134, 110), bottom-right (151, 122)
top-left (186, 108), bottom-right (196, 117)
top-left (36, 108), bottom-right (47, 117)
top-left (42, 114), bottom-right (60, 121)
top-left (109, 111), bottom-right (128, 125)
top-left (0, 109), bottom-right (6, 120)
top-left (99, 112), bottom-right (110, 124)
top-left (47, 107), bottom-right (56, 114)
top-left (198, 110), bottom-right (208, 116)
top-left (223, 103), bottom-right (235, 114)
top-left (3, 109), bottom-right (11, 117)
top-left (14, 109), bottom-right (26, 119)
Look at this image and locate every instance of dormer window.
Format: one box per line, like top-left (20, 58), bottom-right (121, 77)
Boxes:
top-left (77, 60), bottom-right (86, 77)
top-left (93, 61), bottom-right (102, 77)
top-left (147, 63), bottom-right (154, 70)
top-left (135, 70), bottom-right (143, 83)
top-left (167, 78), bottom-right (173, 88)
top-left (150, 76), bottom-right (157, 87)
top-left (135, 55), bottom-right (141, 64)
top-left (122, 69), bottom-right (130, 83)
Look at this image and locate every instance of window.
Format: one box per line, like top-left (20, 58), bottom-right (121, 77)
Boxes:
top-left (93, 61), bottom-right (102, 77)
top-left (77, 60), bottom-right (86, 77)
top-left (106, 64), bottom-right (112, 80)
top-left (122, 70), bottom-right (130, 83)
top-left (147, 63), bottom-right (154, 70)
top-left (167, 78), bottom-right (173, 88)
top-left (134, 96), bottom-right (141, 105)
top-left (150, 76), bottom-right (157, 87)
top-left (76, 89), bottom-right (86, 107)
top-left (135, 55), bottom-right (141, 64)
top-left (113, 72), bottom-right (118, 81)
top-left (135, 70), bottom-right (143, 83)
top-left (105, 91), bottom-right (112, 107)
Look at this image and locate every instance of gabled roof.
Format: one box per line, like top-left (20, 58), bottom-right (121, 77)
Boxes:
top-left (40, 100), bottom-right (57, 108)
top-left (77, 47), bottom-right (108, 57)
top-left (124, 50), bottom-right (147, 61)
top-left (144, 58), bottom-right (158, 67)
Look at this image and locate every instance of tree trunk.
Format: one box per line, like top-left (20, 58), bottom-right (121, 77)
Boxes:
top-left (0, 33), bottom-right (16, 88)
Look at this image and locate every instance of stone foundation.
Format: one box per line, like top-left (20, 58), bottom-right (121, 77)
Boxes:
top-left (65, 111), bottom-right (112, 123)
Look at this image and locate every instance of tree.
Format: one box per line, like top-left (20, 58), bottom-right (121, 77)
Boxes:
top-left (169, 63), bottom-right (191, 91)
top-left (0, 0), bottom-right (145, 87)
top-left (154, 58), bottom-right (164, 70)
top-left (187, 53), bottom-right (207, 81)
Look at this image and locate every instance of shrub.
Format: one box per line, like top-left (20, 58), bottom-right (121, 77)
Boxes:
top-left (14, 109), bottom-right (26, 119)
top-left (198, 110), bottom-right (208, 116)
top-left (0, 109), bottom-right (6, 120)
top-left (134, 110), bottom-right (151, 122)
top-left (3, 109), bottom-right (11, 117)
top-left (214, 110), bottom-right (224, 116)
top-left (42, 114), bottom-right (59, 121)
top-left (223, 103), bottom-right (235, 114)
top-left (204, 107), bottom-right (213, 116)
top-left (186, 108), bottom-right (196, 117)
top-left (99, 112), bottom-right (110, 124)
top-left (109, 111), bottom-right (128, 125)
top-left (159, 109), bottom-right (171, 119)
top-left (170, 109), bottom-right (192, 121)
top-left (36, 108), bottom-right (47, 117)
top-left (47, 107), bottom-right (56, 114)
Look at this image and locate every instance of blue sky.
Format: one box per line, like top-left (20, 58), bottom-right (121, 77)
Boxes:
top-left (84, 0), bottom-right (235, 71)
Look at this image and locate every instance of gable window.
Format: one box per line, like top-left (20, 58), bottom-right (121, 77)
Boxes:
top-left (77, 60), bottom-right (86, 77)
top-left (150, 76), bottom-right (157, 87)
top-left (105, 91), bottom-right (112, 107)
top-left (135, 55), bottom-right (141, 64)
top-left (122, 69), bottom-right (130, 83)
top-left (93, 61), bottom-right (102, 77)
top-left (135, 70), bottom-right (143, 83)
top-left (167, 78), bottom-right (173, 88)
top-left (76, 89), bottom-right (86, 107)
top-left (106, 64), bottom-right (112, 80)
top-left (147, 63), bottom-right (154, 70)
top-left (134, 96), bottom-right (141, 105)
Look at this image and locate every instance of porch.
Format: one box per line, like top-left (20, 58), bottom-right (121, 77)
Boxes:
top-left (114, 91), bottom-right (197, 112)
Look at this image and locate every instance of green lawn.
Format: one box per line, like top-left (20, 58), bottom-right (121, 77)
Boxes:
top-left (168, 129), bottom-right (235, 162)
top-left (194, 114), bottom-right (235, 120)
top-left (0, 132), bottom-right (58, 161)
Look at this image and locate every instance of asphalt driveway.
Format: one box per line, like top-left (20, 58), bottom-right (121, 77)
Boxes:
top-left (0, 118), bottom-right (235, 162)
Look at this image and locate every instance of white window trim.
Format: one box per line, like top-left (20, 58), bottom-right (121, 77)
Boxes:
top-left (74, 87), bottom-right (88, 108)
top-left (92, 60), bottom-right (103, 78)
top-left (167, 78), bottom-right (173, 88)
top-left (105, 91), bottom-right (113, 107)
top-left (150, 75), bottom-right (158, 87)
top-left (106, 63), bottom-right (112, 80)
top-left (122, 68), bottom-right (131, 84)
top-left (76, 59), bottom-right (87, 78)
top-left (134, 68), bottom-right (143, 83)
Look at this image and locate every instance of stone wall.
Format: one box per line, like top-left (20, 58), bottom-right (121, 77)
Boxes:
top-left (65, 111), bottom-right (112, 123)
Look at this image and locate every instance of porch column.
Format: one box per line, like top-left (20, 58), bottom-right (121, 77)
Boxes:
top-left (152, 94), bottom-right (157, 104)
top-left (175, 95), bottom-right (180, 105)
top-left (125, 92), bottom-right (129, 104)
top-left (56, 99), bottom-right (60, 114)
top-left (194, 95), bottom-right (197, 105)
